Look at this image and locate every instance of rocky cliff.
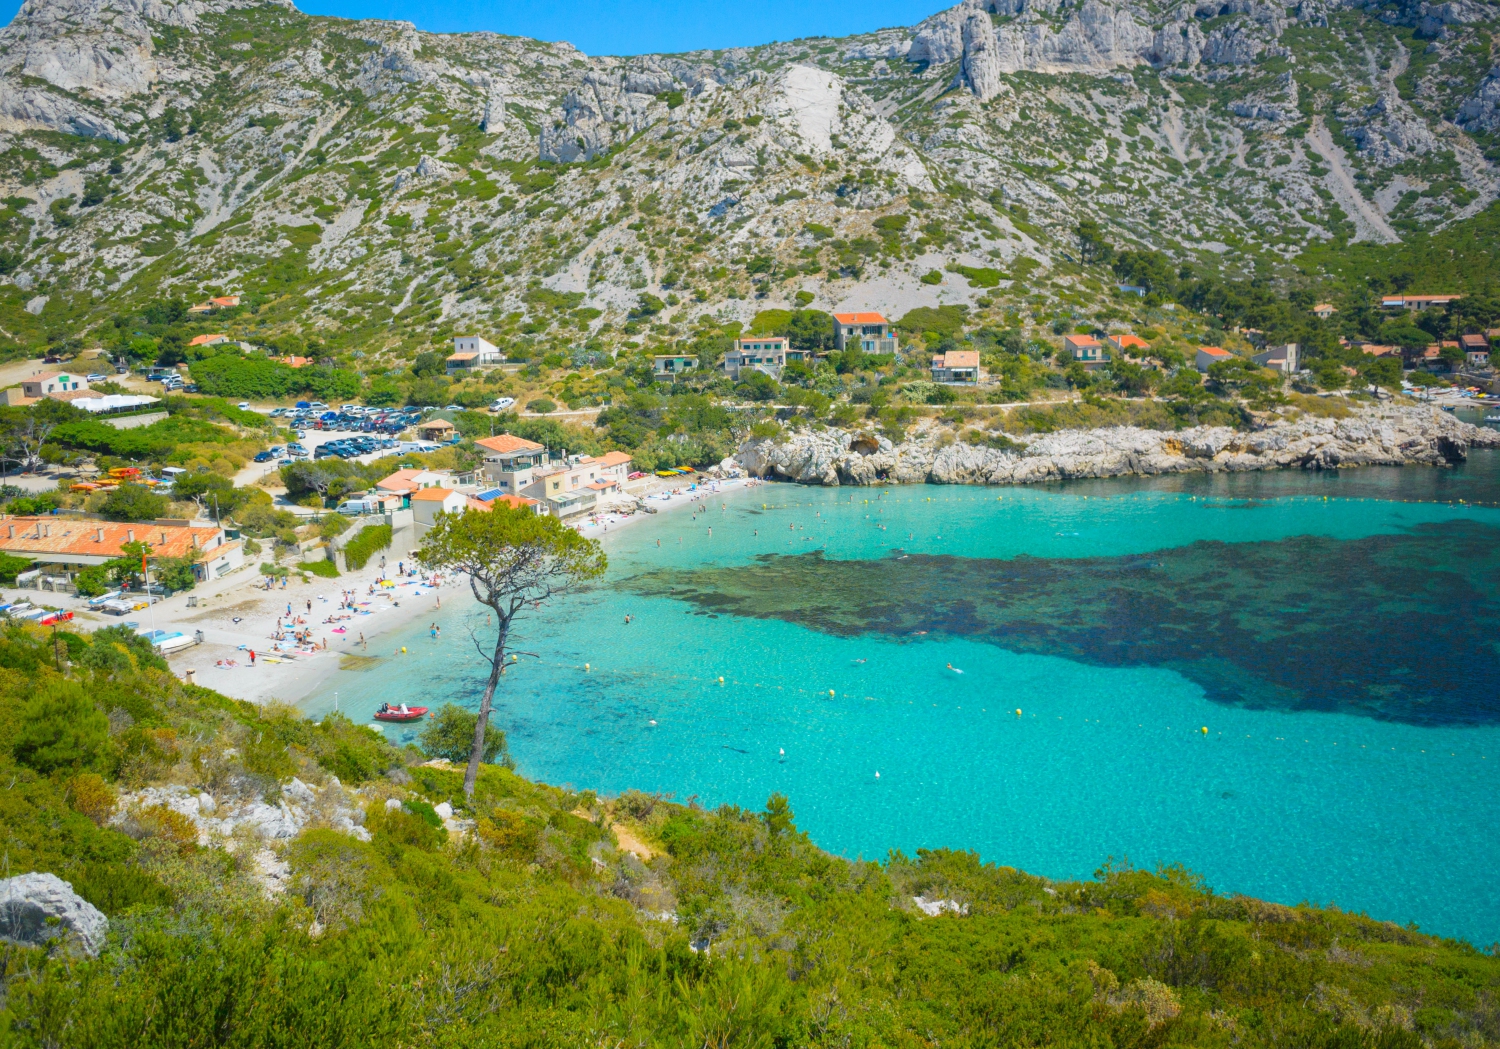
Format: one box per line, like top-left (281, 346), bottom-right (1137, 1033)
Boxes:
top-left (736, 406), bottom-right (1500, 487)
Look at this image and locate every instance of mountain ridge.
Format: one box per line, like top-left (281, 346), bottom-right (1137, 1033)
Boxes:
top-left (0, 0), bottom-right (1496, 362)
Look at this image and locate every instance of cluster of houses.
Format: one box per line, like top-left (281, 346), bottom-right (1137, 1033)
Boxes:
top-left (654, 313), bottom-right (901, 382)
top-left (369, 439), bottom-right (636, 530)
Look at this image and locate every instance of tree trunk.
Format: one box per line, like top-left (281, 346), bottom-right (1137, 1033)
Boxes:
top-left (463, 619), bottom-right (509, 798)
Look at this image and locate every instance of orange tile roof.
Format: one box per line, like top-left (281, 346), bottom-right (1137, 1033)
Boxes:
top-left (1109, 334), bottom-right (1149, 350)
top-left (476, 434), bottom-right (545, 454)
top-left (585, 479), bottom-right (619, 491)
top-left (591, 451), bottom-right (632, 467)
top-left (1064, 334), bottom-right (1101, 348)
top-left (0, 517), bottom-right (226, 560)
top-left (934, 350), bottom-right (980, 367)
top-left (188, 333), bottom-right (228, 347)
top-left (491, 494), bottom-right (539, 509)
top-left (833, 312), bottom-right (888, 324)
top-left (1198, 346), bottom-right (1232, 357)
top-left (376, 469), bottom-right (427, 492)
top-left (410, 488), bottom-right (457, 502)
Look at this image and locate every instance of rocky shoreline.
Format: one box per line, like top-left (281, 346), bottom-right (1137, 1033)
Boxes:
top-left (735, 404), bottom-right (1500, 487)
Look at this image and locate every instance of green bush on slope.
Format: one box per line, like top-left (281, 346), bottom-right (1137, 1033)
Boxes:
top-left (0, 620), bottom-right (1494, 1049)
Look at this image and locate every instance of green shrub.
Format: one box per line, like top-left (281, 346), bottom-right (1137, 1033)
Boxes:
top-left (100, 484), bottom-right (169, 522)
top-left (318, 513), bottom-right (352, 540)
top-left (418, 703), bottom-right (510, 766)
top-left (12, 680), bottom-right (110, 774)
top-left (0, 551), bottom-right (32, 584)
top-left (343, 524), bottom-right (391, 570)
top-left (299, 558), bottom-right (339, 578)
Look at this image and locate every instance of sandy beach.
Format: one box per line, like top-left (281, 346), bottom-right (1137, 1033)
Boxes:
top-left (36, 474), bottom-right (767, 708)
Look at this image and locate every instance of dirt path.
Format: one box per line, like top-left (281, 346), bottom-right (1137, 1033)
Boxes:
top-left (1305, 118), bottom-right (1400, 244)
top-left (610, 822), bottom-right (659, 861)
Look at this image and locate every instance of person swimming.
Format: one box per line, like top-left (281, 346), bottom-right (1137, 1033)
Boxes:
top-left (947, 663), bottom-right (964, 674)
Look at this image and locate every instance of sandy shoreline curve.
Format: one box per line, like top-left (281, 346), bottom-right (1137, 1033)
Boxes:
top-left (143, 475), bottom-right (764, 708)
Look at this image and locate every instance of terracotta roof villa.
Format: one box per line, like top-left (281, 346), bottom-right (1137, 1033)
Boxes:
top-left (0, 517), bottom-right (243, 583)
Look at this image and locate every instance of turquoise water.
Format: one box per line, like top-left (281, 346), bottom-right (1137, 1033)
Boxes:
top-left (306, 452), bottom-right (1500, 944)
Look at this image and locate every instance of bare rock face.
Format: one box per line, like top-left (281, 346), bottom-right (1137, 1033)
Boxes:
top-left (961, 12), bottom-right (1007, 100)
top-left (736, 406), bottom-right (1500, 488)
top-left (1457, 67), bottom-right (1500, 132)
top-left (0, 872), bottom-right (108, 957)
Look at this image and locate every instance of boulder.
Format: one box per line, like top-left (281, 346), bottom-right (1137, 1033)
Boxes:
top-left (0, 872), bottom-right (108, 957)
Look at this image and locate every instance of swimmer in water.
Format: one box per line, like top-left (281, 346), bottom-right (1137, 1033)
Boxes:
top-left (947, 663), bottom-right (964, 674)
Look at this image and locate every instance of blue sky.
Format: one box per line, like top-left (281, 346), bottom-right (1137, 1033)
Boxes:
top-left (292, 0), bottom-right (940, 56)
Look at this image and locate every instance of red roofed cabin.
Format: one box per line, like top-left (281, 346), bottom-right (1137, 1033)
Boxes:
top-left (1195, 346), bottom-right (1234, 373)
top-left (1107, 334), bottom-right (1150, 357)
top-left (833, 313), bottom-right (898, 355)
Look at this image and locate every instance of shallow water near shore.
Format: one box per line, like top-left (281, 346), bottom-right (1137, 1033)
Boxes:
top-left (306, 451), bottom-right (1500, 944)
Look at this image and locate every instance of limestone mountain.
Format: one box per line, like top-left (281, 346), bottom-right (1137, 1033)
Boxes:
top-left (0, 0), bottom-right (1496, 360)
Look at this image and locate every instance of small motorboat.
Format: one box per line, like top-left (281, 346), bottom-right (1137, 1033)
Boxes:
top-left (374, 704), bottom-right (428, 722)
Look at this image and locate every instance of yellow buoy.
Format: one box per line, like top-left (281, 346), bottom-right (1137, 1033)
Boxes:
top-left (718, 676), bottom-right (724, 684)
top-left (1015, 708), bottom-right (1022, 717)
top-left (585, 663), bottom-right (590, 671)
top-left (829, 689), bottom-right (836, 697)
top-left (1201, 726), bottom-right (1208, 735)
top-left (400, 647), bottom-right (407, 654)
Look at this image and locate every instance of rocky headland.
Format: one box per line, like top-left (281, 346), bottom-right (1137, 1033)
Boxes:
top-left (735, 404), bottom-right (1500, 487)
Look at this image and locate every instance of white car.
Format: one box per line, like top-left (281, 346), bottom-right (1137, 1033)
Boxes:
top-left (237, 402), bottom-right (251, 410)
top-left (86, 373), bottom-right (107, 382)
top-left (490, 397), bottom-right (515, 411)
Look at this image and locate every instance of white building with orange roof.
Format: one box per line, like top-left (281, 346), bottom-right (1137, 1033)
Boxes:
top-left (410, 487), bottom-right (493, 536)
top-left (832, 312), bottom-right (898, 355)
top-left (0, 516), bottom-right (242, 586)
top-left (21, 371), bottom-right (89, 398)
top-left (1195, 346), bottom-right (1234, 372)
top-left (1106, 333), bottom-right (1150, 356)
top-left (475, 433), bottom-right (549, 494)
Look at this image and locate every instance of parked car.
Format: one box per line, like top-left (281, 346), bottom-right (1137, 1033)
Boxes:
top-left (237, 402), bottom-right (251, 410)
top-left (489, 397), bottom-right (516, 411)
top-left (336, 498), bottom-right (379, 514)
top-left (253, 450), bottom-right (276, 463)
top-left (308, 402), bottom-right (329, 410)
top-left (86, 373), bottom-right (107, 383)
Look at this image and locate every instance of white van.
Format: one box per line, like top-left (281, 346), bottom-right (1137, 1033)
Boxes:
top-left (335, 498), bottom-right (379, 515)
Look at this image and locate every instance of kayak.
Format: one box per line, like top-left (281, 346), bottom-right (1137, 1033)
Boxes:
top-left (373, 706), bottom-right (428, 722)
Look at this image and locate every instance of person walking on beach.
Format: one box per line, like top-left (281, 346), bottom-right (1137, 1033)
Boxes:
top-left (359, 632), bottom-right (366, 650)
top-left (249, 649), bottom-right (256, 665)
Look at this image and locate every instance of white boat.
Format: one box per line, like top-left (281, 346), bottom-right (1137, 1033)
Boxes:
top-left (138, 629), bottom-right (198, 653)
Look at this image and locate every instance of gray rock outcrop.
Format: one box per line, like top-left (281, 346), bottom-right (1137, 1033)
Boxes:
top-left (0, 872), bottom-right (108, 957)
top-left (736, 406), bottom-right (1500, 488)
top-left (1457, 68), bottom-right (1500, 132)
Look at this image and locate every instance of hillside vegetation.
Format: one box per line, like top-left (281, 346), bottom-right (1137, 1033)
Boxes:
top-left (1, 621), bottom-right (1497, 1047)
